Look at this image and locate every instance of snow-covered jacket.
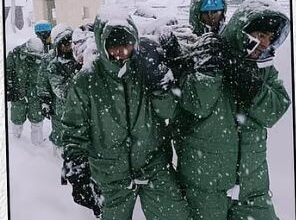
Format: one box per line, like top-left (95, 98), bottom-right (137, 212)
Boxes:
top-left (221, 0), bottom-right (291, 200)
top-left (6, 38), bottom-right (43, 101)
top-left (61, 14), bottom-right (176, 188)
top-left (189, 0), bottom-right (227, 35)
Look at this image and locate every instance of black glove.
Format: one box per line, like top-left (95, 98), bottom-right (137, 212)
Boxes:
top-left (189, 32), bottom-right (227, 76)
top-left (40, 96), bottom-right (54, 119)
top-left (225, 60), bottom-right (263, 109)
top-left (62, 157), bottom-right (103, 219)
top-left (6, 88), bottom-right (20, 102)
top-left (159, 32), bottom-right (182, 63)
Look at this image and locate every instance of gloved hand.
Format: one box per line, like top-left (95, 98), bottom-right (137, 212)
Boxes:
top-left (41, 97), bottom-right (54, 119)
top-left (225, 62), bottom-right (263, 109)
top-left (159, 32), bottom-right (182, 62)
top-left (62, 157), bottom-right (103, 219)
top-left (6, 88), bottom-right (20, 102)
top-left (190, 32), bottom-right (227, 76)
top-left (41, 103), bottom-right (54, 119)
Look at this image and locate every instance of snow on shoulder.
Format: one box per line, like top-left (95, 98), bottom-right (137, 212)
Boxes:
top-left (26, 37), bottom-right (44, 53)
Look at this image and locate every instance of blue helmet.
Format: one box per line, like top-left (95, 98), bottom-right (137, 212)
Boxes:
top-left (200, 0), bottom-right (225, 12)
top-left (34, 22), bottom-right (52, 33)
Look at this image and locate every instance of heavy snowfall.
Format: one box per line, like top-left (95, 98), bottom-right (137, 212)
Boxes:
top-left (4, 0), bottom-right (295, 220)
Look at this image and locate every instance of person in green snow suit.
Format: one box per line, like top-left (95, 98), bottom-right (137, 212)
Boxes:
top-left (6, 37), bottom-right (45, 145)
top-left (41, 24), bottom-right (81, 148)
top-left (61, 11), bottom-right (192, 220)
top-left (160, 34), bottom-right (240, 220)
top-left (190, 0), bottom-right (227, 35)
top-left (220, 0), bottom-right (291, 219)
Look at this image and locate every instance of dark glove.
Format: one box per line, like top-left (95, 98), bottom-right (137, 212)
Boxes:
top-left (159, 32), bottom-right (185, 80)
top-left (40, 97), bottom-right (54, 119)
top-left (190, 32), bottom-right (227, 76)
top-left (6, 90), bottom-right (14, 102)
top-left (225, 60), bottom-right (263, 109)
top-left (159, 32), bottom-right (182, 63)
top-left (62, 157), bottom-right (103, 219)
top-left (6, 88), bottom-right (20, 102)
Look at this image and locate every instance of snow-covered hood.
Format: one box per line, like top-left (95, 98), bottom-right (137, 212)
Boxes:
top-left (51, 24), bottom-right (73, 48)
top-left (221, 0), bottom-right (290, 62)
top-left (94, 8), bottom-right (139, 62)
top-left (189, 0), bottom-right (227, 35)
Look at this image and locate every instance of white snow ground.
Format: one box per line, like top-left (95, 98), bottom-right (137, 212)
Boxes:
top-left (5, 1), bottom-right (295, 220)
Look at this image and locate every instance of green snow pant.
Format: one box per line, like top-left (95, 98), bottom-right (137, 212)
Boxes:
top-left (227, 151), bottom-right (279, 220)
top-left (11, 97), bottom-right (43, 124)
top-left (99, 166), bottom-right (192, 220)
top-left (177, 149), bottom-right (238, 220)
top-left (227, 193), bottom-right (279, 220)
top-left (186, 188), bottom-right (231, 220)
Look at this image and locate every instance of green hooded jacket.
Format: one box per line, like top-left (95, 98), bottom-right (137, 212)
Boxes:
top-left (62, 15), bottom-right (177, 188)
top-left (221, 0), bottom-right (291, 200)
top-left (189, 0), bottom-right (227, 35)
top-left (6, 40), bottom-right (43, 101)
top-left (41, 27), bottom-right (81, 146)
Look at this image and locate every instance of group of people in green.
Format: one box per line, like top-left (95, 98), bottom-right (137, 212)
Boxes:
top-left (6, 0), bottom-right (291, 219)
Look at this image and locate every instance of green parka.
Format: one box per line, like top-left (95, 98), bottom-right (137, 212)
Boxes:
top-left (189, 0), bottom-right (227, 35)
top-left (6, 41), bottom-right (43, 101)
top-left (62, 16), bottom-right (177, 188)
top-left (221, 1), bottom-right (290, 219)
top-left (41, 28), bottom-right (81, 147)
top-left (6, 38), bottom-right (44, 124)
top-left (61, 15), bottom-right (194, 220)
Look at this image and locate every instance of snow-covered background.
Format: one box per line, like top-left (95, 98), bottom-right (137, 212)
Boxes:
top-left (4, 0), bottom-right (295, 220)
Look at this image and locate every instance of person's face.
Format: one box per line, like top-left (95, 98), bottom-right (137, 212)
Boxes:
top-left (200, 10), bottom-right (224, 29)
top-left (36, 31), bottom-right (51, 45)
top-left (248, 31), bottom-right (274, 59)
top-left (59, 37), bottom-right (72, 54)
top-left (107, 44), bottom-right (134, 61)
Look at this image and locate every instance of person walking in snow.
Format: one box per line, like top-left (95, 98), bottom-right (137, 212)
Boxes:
top-left (40, 24), bottom-right (81, 150)
top-left (34, 21), bottom-right (52, 53)
top-left (160, 29), bottom-right (240, 220)
top-left (221, 1), bottom-right (291, 219)
top-left (6, 37), bottom-right (45, 146)
top-left (60, 24), bottom-right (103, 219)
top-left (61, 10), bottom-right (192, 220)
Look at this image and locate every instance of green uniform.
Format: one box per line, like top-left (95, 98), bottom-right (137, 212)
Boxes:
top-left (172, 63), bottom-right (239, 220)
top-left (62, 15), bottom-right (191, 220)
top-left (37, 25), bottom-right (79, 147)
top-left (189, 0), bottom-right (227, 35)
top-left (221, 1), bottom-right (291, 219)
top-left (43, 55), bottom-right (80, 147)
top-left (6, 40), bottom-right (44, 125)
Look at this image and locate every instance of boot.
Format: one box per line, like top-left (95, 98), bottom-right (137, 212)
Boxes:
top-left (11, 123), bottom-right (23, 138)
top-left (31, 121), bottom-right (43, 146)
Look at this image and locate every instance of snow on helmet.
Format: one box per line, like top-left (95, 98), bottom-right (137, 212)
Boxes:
top-left (200, 0), bottom-right (224, 12)
top-left (51, 24), bottom-right (73, 45)
top-left (34, 21), bottom-right (52, 33)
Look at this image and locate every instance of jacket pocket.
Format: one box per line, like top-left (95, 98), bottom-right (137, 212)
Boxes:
top-left (89, 148), bottom-right (130, 186)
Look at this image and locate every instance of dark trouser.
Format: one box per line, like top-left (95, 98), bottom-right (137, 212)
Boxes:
top-left (227, 151), bottom-right (279, 220)
top-left (11, 97), bottom-right (43, 124)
